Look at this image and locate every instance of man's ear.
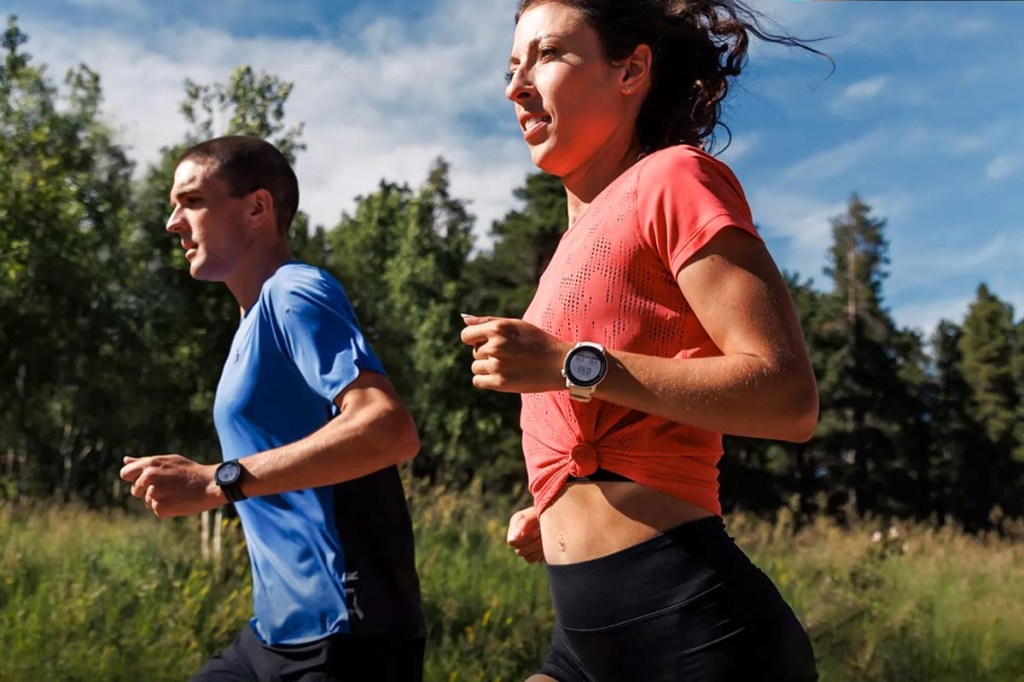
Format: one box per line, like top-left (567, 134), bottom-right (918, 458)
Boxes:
top-left (621, 43), bottom-right (652, 95)
top-left (249, 189), bottom-right (276, 231)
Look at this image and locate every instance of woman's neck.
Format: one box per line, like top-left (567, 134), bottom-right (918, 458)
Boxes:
top-left (562, 135), bottom-right (646, 225)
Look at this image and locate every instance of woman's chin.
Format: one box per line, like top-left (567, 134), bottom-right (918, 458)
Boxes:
top-left (529, 147), bottom-right (568, 178)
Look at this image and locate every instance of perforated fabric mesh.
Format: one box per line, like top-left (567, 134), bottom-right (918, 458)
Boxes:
top-left (520, 145), bottom-right (761, 515)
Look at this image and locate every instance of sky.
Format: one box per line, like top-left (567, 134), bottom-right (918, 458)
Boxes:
top-left (6, 0), bottom-right (1023, 337)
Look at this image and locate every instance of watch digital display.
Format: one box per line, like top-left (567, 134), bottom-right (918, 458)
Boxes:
top-left (568, 348), bottom-right (606, 386)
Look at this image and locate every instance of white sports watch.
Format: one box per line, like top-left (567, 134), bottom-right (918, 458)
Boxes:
top-left (561, 342), bottom-right (609, 402)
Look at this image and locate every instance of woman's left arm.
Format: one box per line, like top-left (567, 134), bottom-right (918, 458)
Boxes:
top-left (461, 227), bottom-right (818, 442)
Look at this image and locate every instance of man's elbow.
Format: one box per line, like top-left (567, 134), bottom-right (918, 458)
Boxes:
top-left (386, 405), bottom-right (420, 464)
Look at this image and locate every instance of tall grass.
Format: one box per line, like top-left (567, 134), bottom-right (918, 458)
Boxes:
top-left (1, 489), bottom-right (1022, 681)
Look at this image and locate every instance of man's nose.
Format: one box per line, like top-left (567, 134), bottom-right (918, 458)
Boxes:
top-left (166, 205), bottom-right (184, 233)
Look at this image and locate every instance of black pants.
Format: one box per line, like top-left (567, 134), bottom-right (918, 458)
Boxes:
top-left (539, 516), bottom-right (818, 682)
top-left (190, 625), bottom-right (425, 682)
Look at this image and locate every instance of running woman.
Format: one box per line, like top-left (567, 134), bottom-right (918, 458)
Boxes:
top-left (462, 1), bottom-right (823, 679)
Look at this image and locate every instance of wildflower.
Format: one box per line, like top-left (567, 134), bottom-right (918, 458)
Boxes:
top-left (872, 531), bottom-right (882, 543)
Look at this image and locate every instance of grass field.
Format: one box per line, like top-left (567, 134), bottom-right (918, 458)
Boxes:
top-left (1, 486), bottom-right (1023, 681)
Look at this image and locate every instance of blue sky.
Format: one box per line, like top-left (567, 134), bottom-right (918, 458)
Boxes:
top-left (8, 0), bottom-right (1023, 336)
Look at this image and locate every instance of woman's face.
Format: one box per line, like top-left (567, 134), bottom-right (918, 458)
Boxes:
top-left (505, 2), bottom-right (635, 177)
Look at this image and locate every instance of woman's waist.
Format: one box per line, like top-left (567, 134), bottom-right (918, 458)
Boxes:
top-left (522, 427), bottom-right (722, 463)
top-left (540, 481), bottom-right (716, 565)
top-left (522, 432), bottom-right (723, 483)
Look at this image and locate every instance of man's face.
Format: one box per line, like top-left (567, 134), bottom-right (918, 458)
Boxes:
top-left (166, 159), bottom-right (250, 282)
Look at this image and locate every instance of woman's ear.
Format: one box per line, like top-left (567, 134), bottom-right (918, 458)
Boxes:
top-left (621, 43), bottom-right (653, 95)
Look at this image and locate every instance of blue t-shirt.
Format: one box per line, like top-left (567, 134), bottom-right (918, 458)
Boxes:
top-left (213, 262), bottom-right (423, 645)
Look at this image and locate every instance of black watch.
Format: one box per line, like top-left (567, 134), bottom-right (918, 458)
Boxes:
top-left (215, 460), bottom-right (248, 503)
top-left (561, 342), bottom-right (608, 402)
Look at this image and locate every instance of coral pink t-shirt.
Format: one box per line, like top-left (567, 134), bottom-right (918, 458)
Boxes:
top-left (521, 144), bottom-right (761, 516)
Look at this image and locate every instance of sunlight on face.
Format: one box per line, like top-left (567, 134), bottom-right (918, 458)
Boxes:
top-left (166, 159), bottom-right (248, 282)
top-left (506, 2), bottom-right (633, 177)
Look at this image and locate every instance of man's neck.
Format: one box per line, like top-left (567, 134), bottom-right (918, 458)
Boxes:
top-left (227, 244), bottom-right (294, 316)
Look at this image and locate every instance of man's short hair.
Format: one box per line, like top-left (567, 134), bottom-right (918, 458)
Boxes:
top-left (178, 136), bottom-right (299, 234)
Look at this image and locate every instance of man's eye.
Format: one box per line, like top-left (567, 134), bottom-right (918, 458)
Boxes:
top-left (505, 69), bottom-right (516, 84)
top-left (538, 46), bottom-right (557, 58)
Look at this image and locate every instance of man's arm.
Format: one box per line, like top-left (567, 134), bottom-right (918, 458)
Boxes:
top-left (119, 370), bottom-right (419, 518)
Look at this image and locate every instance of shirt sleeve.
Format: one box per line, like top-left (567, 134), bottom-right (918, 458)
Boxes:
top-left (265, 269), bottom-right (386, 403)
top-left (635, 146), bottom-right (761, 278)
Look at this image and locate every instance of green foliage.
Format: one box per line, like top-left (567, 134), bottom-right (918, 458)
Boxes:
top-left (814, 195), bottom-right (907, 520)
top-left (956, 285), bottom-right (1022, 522)
top-left (0, 17), bottom-right (137, 501)
top-left (322, 161), bottom-right (528, 491)
top-left (960, 285), bottom-right (1018, 447)
top-left (3, 495), bottom-right (1024, 681)
top-left (2, 16), bottom-right (1024, 543)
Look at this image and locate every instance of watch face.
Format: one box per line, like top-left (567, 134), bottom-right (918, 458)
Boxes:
top-left (568, 348), bottom-right (606, 387)
top-left (217, 461), bottom-right (241, 485)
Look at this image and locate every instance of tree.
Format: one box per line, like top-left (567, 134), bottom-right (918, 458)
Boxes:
top-left (466, 171), bottom-right (566, 318)
top-left (0, 16), bottom-right (137, 501)
top-left (958, 284), bottom-right (1020, 524)
top-left (323, 160), bottom-right (517, 488)
top-left (816, 194), bottom-right (904, 520)
top-left (928, 320), bottom-right (983, 525)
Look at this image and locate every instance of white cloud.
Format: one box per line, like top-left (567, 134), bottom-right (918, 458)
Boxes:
top-left (719, 134), bottom-right (760, 165)
top-left (898, 231), bottom-right (1024, 279)
top-left (67, 0), bottom-right (143, 11)
top-left (841, 76), bottom-right (889, 101)
top-left (986, 154), bottom-right (1023, 181)
top-left (779, 130), bottom-right (888, 185)
top-left (749, 190), bottom-right (847, 276)
top-left (892, 295), bottom-right (974, 337)
top-left (19, 0), bottom-right (533, 239)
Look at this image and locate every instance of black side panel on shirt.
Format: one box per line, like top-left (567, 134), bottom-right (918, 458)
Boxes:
top-left (331, 465), bottom-right (425, 638)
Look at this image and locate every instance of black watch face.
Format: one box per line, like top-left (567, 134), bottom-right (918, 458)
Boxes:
top-left (567, 348), bottom-right (606, 387)
top-left (217, 461), bottom-right (241, 486)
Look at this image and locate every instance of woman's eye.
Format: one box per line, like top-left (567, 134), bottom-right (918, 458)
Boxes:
top-left (538, 46), bottom-right (557, 58)
top-left (504, 70), bottom-right (515, 84)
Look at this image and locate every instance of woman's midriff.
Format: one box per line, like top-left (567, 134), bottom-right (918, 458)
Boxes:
top-left (540, 481), bottom-right (715, 565)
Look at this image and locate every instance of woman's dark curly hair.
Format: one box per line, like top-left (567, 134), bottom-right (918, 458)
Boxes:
top-left (515, 0), bottom-right (831, 153)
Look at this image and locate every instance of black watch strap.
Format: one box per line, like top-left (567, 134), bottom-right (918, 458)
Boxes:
top-left (216, 461), bottom-right (248, 503)
top-left (222, 480), bottom-right (246, 503)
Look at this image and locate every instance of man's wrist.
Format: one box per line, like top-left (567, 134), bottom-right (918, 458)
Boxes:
top-left (206, 465), bottom-right (229, 505)
top-left (214, 460), bottom-right (248, 503)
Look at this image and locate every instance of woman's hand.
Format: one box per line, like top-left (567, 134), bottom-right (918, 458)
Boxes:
top-left (460, 315), bottom-right (570, 394)
top-left (507, 506), bottom-right (545, 563)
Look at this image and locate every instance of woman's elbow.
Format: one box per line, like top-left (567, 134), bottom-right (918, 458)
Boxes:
top-left (780, 379), bottom-right (819, 443)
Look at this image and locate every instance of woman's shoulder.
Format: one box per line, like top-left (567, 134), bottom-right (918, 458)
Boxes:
top-left (633, 144), bottom-right (748, 210)
top-left (637, 144), bottom-right (739, 183)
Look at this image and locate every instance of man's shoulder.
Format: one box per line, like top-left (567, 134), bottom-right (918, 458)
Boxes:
top-left (262, 262), bottom-right (347, 310)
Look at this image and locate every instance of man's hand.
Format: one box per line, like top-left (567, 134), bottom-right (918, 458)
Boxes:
top-left (119, 455), bottom-right (223, 519)
top-left (507, 506), bottom-right (544, 564)
top-left (460, 315), bottom-right (570, 394)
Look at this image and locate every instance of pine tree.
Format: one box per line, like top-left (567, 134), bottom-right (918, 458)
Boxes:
top-left (958, 284), bottom-right (1020, 524)
top-left (817, 194), bottom-right (904, 520)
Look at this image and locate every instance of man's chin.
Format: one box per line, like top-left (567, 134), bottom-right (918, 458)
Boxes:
top-left (189, 261), bottom-right (215, 281)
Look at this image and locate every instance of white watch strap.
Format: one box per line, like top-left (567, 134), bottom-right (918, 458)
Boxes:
top-left (567, 382), bottom-right (596, 403)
